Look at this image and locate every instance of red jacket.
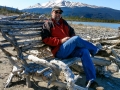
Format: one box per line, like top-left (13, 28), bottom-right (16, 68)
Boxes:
top-left (41, 18), bottom-right (75, 56)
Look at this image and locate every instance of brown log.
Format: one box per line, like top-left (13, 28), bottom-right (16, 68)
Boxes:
top-left (118, 27), bottom-right (120, 36)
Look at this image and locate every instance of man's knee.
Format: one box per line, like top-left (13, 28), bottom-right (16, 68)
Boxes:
top-left (71, 36), bottom-right (81, 41)
top-left (72, 35), bottom-right (79, 39)
top-left (81, 48), bottom-right (90, 55)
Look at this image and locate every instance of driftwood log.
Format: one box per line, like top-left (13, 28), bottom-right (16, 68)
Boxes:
top-left (0, 16), bottom-right (120, 90)
top-left (0, 20), bottom-right (89, 90)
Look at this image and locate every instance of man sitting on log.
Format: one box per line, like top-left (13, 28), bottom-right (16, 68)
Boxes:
top-left (41, 6), bottom-right (106, 89)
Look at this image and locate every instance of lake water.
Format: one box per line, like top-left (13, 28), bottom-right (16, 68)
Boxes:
top-left (67, 21), bottom-right (120, 29)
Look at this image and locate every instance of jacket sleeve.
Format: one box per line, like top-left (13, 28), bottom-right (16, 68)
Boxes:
top-left (41, 21), bottom-right (61, 46)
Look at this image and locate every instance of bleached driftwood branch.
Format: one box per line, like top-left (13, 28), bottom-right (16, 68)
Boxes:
top-left (86, 35), bottom-right (120, 43)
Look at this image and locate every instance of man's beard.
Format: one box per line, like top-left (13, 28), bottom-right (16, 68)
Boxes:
top-left (53, 16), bottom-right (61, 22)
top-left (56, 17), bottom-right (60, 22)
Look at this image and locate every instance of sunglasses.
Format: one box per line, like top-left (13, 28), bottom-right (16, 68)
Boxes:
top-left (55, 11), bottom-right (62, 14)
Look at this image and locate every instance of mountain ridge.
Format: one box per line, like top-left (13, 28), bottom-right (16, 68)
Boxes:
top-left (26, 0), bottom-right (104, 9)
top-left (1, 0), bottom-right (120, 20)
top-left (22, 0), bottom-right (120, 20)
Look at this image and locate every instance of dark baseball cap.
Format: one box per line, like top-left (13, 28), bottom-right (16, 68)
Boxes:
top-left (52, 6), bottom-right (63, 12)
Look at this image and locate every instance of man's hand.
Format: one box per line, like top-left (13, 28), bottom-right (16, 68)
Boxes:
top-left (61, 37), bottom-right (70, 43)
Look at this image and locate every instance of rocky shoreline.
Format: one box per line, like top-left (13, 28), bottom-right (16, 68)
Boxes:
top-left (70, 24), bottom-right (119, 39)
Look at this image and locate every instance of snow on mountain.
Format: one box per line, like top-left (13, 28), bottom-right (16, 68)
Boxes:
top-left (28, 3), bottom-right (41, 8)
top-left (23, 0), bottom-right (120, 20)
top-left (26, 0), bottom-right (101, 9)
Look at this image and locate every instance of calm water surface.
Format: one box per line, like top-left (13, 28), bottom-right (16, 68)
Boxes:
top-left (67, 21), bottom-right (120, 29)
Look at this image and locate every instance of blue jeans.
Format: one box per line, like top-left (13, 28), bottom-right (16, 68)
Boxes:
top-left (56, 36), bottom-right (98, 81)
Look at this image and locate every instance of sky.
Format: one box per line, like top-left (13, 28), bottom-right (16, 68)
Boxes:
top-left (0, 0), bottom-right (120, 10)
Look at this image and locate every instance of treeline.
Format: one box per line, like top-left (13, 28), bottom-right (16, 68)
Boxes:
top-left (0, 6), bottom-right (23, 15)
top-left (63, 16), bottom-right (120, 23)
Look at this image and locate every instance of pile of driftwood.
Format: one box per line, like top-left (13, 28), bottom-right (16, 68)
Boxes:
top-left (76, 26), bottom-right (120, 77)
top-left (0, 14), bottom-right (120, 90)
top-left (0, 19), bottom-right (88, 90)
top-left (0, 12), bottom-right (46, 21)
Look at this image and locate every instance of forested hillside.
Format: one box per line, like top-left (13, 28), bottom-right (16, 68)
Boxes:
top-left (0, 6), bottom-right (23, 15)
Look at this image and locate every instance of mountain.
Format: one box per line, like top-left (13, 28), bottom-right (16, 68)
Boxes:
top-left (27, 0), bottom-right (100, 8)
top-left (22, 0), bottom-right (120, 20)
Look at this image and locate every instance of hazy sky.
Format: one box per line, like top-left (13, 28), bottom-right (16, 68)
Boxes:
top-left (0, 0), bottom-right (120, 10)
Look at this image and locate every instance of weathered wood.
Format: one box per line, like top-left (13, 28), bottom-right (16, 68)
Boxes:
top-left (51, 81), bottom-right (87, 90)
top-left (0, 21), bottom-right (44, 30)
top-left (1, 19), bottom-right (119, 90)
top-left (1, 25), bottom-right (43, 29)
top-left (0, 20), bottom-right (44, 25)
top-left (0, 45), bottom-right (18, 65)
top-left (0, 43), bottom-right (12, 48)
top-left (92, 57), bottom-right (111, 66)
top-left (5, 73), bottom-right (14, 88)
top-left (1, 30), bottom-right (24, 61)
top-left (109, 56), bottom-right (120, 68)
top-left (26, 76), bottom-right (31, 88)
top-left (85, 36), bottom-right (120, 42)
top-left (0, 15), bottom-right (19, 20)
top-left (8, 31), bottom-right (41, 36)
top-left (118, 27), bottom-right (120, 38)
top-left (61, 57), bottom-right (111, 66)
top-left (111, 49), bottom-right (120, 61)
top-left (1, 28), bottom-right (42, 33)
